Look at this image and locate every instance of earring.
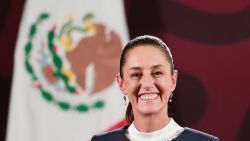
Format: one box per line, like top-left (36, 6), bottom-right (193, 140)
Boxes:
top-left (169, 93), bottom-right (173, 102)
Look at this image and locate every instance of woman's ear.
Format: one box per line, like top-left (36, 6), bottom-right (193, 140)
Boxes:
top-left (116, 73), bottom-right (127, 95)
top-left (170, 69), bottom-right (178, 92)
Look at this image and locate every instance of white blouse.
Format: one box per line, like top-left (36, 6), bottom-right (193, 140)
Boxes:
top-left (127, 118), bottom-right (184, 141)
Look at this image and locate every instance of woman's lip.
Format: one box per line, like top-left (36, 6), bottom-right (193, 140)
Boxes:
top-left (138, 92), bottom-right (159, 96)
top-left (139, 93), bottom-right (159, 100)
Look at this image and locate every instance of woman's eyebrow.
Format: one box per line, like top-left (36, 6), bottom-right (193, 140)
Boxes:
top-left (129, 66), bottom-right (142, 71)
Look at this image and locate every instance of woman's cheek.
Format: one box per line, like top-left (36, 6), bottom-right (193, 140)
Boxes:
top-left (126, 80), bottom-right (141, 96)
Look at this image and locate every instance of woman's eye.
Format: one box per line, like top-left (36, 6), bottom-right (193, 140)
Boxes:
top-left (131, 73), bottom-right (142, 79)
top-left (152, 71), bottom-right (163, 77)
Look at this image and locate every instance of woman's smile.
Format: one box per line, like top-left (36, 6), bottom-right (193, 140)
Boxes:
top-left (139, 93), bottom-right (159, 100)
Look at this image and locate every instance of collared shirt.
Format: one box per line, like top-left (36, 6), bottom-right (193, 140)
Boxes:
top-left (127, 118), bottom-right (184, 141)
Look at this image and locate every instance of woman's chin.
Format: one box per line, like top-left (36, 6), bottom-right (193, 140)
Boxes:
top-left (137, 105), bottom-right (163, 116)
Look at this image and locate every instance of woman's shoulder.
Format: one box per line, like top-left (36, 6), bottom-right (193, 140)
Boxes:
top-left (90, 126), bottom-right (219, 141)
top-left (174, 127), bottom-right (219, 141)
top-left (91, 126), bottom-right (129, 141)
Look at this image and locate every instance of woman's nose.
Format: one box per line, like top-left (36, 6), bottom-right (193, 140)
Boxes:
top-left (140, 75), bottom-right (155, 90)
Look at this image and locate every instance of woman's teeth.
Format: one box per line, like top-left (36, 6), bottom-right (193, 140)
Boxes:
top-left (140, 94), bottom-right (158, 100)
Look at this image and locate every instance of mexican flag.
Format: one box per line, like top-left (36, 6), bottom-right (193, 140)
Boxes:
top-left (6, 0), bottom-right (128, 141)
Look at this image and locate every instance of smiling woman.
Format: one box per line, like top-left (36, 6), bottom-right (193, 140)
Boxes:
top-left (91, 35), bottom-right (220, 141)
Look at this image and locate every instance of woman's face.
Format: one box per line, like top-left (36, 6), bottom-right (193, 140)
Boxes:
top-left (117, 45), bottom-right (177, 116)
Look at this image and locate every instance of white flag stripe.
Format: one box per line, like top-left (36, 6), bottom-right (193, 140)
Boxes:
top-left (6, 0), bottom-right (128, 141)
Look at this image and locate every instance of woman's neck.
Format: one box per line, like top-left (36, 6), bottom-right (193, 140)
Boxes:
top-left (133, 112), bottom-right (171, 133)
